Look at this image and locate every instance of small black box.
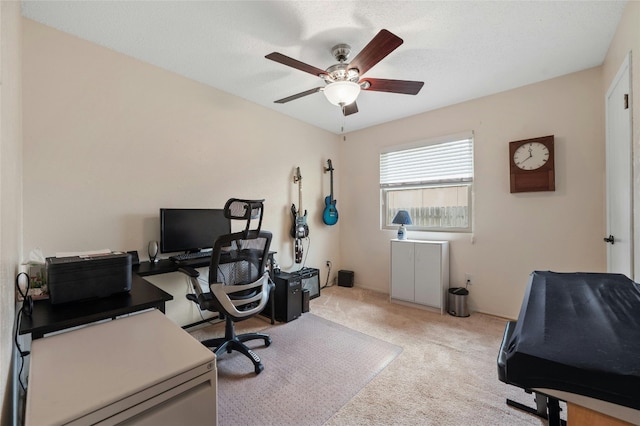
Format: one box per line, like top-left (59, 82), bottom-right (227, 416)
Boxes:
top-left (338, 270), bottom-right (354, 287)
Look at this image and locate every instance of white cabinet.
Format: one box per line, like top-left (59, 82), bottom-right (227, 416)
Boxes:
top-left (26, 310), bottom-right (217, 425)
top-left (390, 239), bottom-right (449, 314)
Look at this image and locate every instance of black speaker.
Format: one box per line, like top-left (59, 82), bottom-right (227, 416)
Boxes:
top-left (148, 241), bottom-right (159, 263)
top-left (261, 272), bottom-right (302, 322)
top-left (338, 270), bottom-right (354, 287)
top-left (292, 267), bottom-right (320, 299)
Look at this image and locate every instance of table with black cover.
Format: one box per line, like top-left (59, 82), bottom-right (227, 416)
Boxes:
top-left (500, 271), bottom-right (640, 424)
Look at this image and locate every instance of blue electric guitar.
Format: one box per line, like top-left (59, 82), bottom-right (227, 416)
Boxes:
top-left (322, 159), bottom-right (338, 225)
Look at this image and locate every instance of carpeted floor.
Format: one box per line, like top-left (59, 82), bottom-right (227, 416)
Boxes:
top-left (311, 285), bottom-right (557, 425)
top-left (192, 313), bottom-right (401, 426)
top-left (190, 285), bottom-right (558, 425)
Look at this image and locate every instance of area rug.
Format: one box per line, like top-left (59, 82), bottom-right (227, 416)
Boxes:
top-left (211, 313), bottom-right (403, 426)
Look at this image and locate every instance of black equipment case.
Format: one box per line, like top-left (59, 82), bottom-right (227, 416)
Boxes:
top-left (46, 252), bottom-right (132, 305)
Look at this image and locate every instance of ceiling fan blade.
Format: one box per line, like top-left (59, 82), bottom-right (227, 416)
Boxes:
top-left (348, 29), bottom-right (403, 76)
top-left (361, 78), bottom-right (424, 95)
top-left (265, 52), bottom-right (328, 78)
top-left (342, 102), bottom-right (358, 116)
top-left (274, 87), bottom-right (323, 104)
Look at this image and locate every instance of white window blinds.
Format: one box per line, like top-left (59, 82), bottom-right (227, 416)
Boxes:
top-left (380, 135), bottom-right (473, 187)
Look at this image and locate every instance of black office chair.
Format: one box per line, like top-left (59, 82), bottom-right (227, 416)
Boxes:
top-left (179, 198), bottom-right (274, 374)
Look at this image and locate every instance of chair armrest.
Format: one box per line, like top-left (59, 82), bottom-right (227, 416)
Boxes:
top-left (211, 272), bottom-right (270, 320)
top-left (177, 267), bottom-right (211, 308)
top-left (178, 266), bottom-right (200, 278)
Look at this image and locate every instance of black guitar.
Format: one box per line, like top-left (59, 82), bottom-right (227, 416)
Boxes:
top-left (322, 159), bottom-right (338, 225)
top-left (291, 167), bottom-right (309, 232)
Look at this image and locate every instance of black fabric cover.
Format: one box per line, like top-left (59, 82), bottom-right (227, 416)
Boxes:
top-left (504, 271), bottom-right (640, 409)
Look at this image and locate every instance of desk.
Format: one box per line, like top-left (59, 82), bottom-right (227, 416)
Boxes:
top-left (134, 259), bottom-right (198, 276)
top-left (134, 251), bottom-right (278, 277)
top-left (134, 253), bottom-right (277, 326)
top-left (19, 274), bottom-right (173, 339)
top-left (499, 271), bottom-right (640, 425)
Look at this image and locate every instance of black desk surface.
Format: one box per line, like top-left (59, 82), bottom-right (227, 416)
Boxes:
top-left (134, 259), bottom-right (209, 276)
top-left (20, 274), bottom-right (173, 339)
top-left (134, 251), bottom-right (277, 277)
top-left (505, 271), bottom-right (640, 410)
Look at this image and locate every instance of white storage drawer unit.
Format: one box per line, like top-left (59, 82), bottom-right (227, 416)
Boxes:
top-left (26, 310), bottom-right (217, 426)
top-left (390, 239), bottom-right (449, 314)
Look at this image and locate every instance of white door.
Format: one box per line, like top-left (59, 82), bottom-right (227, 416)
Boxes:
top-left (605, 53), bottom-right (633, 277)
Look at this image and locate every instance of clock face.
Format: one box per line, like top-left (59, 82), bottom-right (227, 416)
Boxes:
top-left (513, 142), bottom-right (550, 170)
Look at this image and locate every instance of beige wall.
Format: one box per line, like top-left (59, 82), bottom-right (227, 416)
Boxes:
top-left (22, 19), bottom-right (342, 293)
top-left (6, 2), bottom-right (637, 417)
top-left (0, 1), bottom-right (22, 424)
top-left (22, 16), bottom-right (613, 323)
top-left (341, 67), bottom-right (606, 319)
top-left (602, 0), bottom-right (640, 279)
top-left (16, 0), bottom-right (636, 328)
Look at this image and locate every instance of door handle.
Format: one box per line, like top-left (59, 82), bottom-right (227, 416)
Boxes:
top-left (604, 235), bottom-right (615, 244)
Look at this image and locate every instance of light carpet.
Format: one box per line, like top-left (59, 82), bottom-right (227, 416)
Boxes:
top-left (190, 286), bottom-right (564, 425)
top-left (312, 286), bottom-right (564, 425)
top-left (191, 312), bottom-right (402, 426)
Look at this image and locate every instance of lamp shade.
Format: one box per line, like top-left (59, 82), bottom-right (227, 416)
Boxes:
top-left (323, 81), bottom-right (360, 106)
top-left (392, 210), bottom-right (412, 225)
top-left (392, 210), bottom-right (412, 240)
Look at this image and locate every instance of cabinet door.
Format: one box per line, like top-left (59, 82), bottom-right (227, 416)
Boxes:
top-left (414, 243), bottom-right (442, 308)
top-left (391, 241), bottom-right (414, 301)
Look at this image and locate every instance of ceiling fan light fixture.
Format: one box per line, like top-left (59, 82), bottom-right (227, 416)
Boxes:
top-left (323, 81), bottom-right (361, 106)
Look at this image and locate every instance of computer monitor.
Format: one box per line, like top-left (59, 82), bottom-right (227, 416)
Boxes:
top-left (159, 208), bottom-right (231, 254)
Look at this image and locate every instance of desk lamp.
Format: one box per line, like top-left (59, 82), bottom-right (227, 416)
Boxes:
top-left (392, 210), bottom-right (412, 240)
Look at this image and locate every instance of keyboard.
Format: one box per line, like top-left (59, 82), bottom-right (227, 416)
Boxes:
top-left (169, 251), bottom-right (212, 263)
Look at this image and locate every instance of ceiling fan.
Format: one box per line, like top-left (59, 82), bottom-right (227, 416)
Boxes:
top-left (265, 29), bottom-right (424, 116)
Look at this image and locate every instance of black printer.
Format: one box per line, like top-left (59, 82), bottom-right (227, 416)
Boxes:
top-left (46, 252), bottom-right (132, 305)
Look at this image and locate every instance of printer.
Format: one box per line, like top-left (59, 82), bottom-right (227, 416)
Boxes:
top-left (46, 252), bottom-right (132, 305)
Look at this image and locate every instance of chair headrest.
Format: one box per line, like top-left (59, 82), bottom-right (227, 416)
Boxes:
top-left (224, 198), bottom-right (265, 238)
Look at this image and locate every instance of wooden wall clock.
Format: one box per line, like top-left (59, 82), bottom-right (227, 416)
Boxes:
top-left (509, 135), bottom-right (555, 193)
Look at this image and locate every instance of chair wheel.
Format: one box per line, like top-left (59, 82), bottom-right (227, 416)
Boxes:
top-left (264, 337), bottom-right (272, 347)
top-left (255, 363), bottom-right (264, 374)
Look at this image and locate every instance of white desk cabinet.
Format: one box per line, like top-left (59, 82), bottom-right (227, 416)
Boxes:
top-left (390, 239), bottom-right (449, 314)
top-left (26, 310), bottom-right (217, 426)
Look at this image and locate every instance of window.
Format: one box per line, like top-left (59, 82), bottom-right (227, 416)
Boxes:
top-left (380, 132), bottom-right (474, 232)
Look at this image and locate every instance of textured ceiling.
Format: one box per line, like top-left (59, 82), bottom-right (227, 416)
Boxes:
top-left (21, 1), bottom-right (627, 135)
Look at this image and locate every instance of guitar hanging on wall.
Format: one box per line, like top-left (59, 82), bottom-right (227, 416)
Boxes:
top-left (323, 159), bottom-right (339, 225)
top-left (291, 167), bottom-right (309, 263)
